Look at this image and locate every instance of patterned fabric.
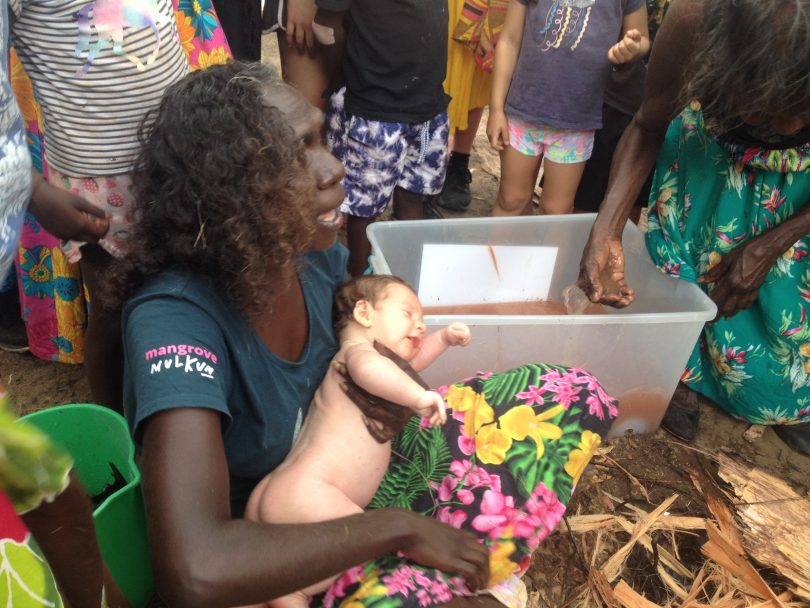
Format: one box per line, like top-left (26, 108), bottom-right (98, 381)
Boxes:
top-left (327, 87), bottom-right (450, 218)
top-left (507, 114), bottom-right (594, 163)
top-left (320, 363), bottom-right (617, 608)
top-left (53, 169), bottom-right (134, 263)
top-left (646, 102), bottom-right (810, 424)
top-left (11, 1), bottom-right (230, 363)
top-left (451, 0), bottom-right (509, 74)
top-left (0, 0), bottom-right (31, 282)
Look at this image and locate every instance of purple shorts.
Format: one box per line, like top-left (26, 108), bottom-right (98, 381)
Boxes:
top-left (326, 87), bottom-right (450, 218)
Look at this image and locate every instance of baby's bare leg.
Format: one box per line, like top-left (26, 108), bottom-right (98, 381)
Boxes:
top-left (240, 475), bottom-right (364, 608)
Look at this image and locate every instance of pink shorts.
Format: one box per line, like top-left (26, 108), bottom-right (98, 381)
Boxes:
top-left (507, 115), bottom-right (594, 164)
top-left (48, 168), bottom-right (134, 263)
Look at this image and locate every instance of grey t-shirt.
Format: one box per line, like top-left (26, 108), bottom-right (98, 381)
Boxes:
top-left (505, 0), bottom-right (644, 130)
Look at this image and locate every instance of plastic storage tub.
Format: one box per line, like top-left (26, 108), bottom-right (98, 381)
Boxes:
top-left (22, 404), bottom-right (154, 607)
top-left (368, 214), bottom-right (717, 437)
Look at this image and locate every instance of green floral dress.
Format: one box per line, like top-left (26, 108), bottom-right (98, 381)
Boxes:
top-left (319, 363), bottom-right (617, 608)
top-left (646, 102), bottom-right (810, 424)
top-left (0, 387), bottom-right (73, 607)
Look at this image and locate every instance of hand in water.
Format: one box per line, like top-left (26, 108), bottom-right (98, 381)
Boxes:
top-left (334, 341), bottom-right (428, 442)
top-left (579, 231), bottom-right (635, 307)
top-left (562, 284), bottom-right (592, 315)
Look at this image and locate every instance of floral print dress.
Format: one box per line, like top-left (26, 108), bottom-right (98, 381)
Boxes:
top-left (320, 363), bottom-right (616, 608)
top-left (646, 102), bottom-right (810, 425)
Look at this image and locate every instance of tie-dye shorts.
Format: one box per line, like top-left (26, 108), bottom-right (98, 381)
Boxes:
top-left (326, 87), bottom-right (449, 218)
top-left (507, 115), bottom-right (594, 164)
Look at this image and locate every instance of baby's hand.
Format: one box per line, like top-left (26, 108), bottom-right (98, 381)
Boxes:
top-left (414, 391), bottom-right (447, 426)
top-left (608, 29), bottom-right (646, 64)
top-left (443, 322), bottom-right (471, 347)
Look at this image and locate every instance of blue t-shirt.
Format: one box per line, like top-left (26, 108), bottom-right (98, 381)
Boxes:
top-left (505, 0), bottom-right (644, 130)
top-left (122, 244), bottom-right (348, 516)
top-left (0, 0), bottom-right (32, 282)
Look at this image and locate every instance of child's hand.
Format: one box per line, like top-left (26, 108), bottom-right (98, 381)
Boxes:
top-left (414, 391), bottom-right (447, 426)
top-left (608, 29), bottom-right (646, 64)
top-left (443, 322), bottom-right (471, 347)
top-left (487, 108), bottom-right (510, 151)
top-left (286, 0), bottom-right (317, 52)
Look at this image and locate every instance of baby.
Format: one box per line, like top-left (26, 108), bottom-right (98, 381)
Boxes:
top-left (244, 275), bottom-right (470, 608)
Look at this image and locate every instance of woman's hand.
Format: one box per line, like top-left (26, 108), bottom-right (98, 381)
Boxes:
top-left (334, 341), bottom-right (428, 442)
top-left (578, 229), bottom-right (634, 307)
top-left (29, 174), bottom-right (109, 243)
top-left (486, 108), bottom-right (509, 151)
top-left (698, 237), bottom-right (782, 319)
top-left (398, 510), bottom-right (490, 592)
top-left (285, 0), bottom-right (317, 53)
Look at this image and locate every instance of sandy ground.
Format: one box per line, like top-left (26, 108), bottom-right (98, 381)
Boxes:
top-left (1, 33), bottom-right (808, 606)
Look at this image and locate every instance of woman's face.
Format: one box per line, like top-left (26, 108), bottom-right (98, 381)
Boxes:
top-left (267, 84), bottom-right (346, 251)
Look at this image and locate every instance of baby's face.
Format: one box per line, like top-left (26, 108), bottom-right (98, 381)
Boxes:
top-left (369, 284), bottom-right (426, 360)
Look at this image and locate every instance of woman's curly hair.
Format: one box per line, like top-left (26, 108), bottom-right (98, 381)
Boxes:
top-left (686, 0), bottom-right (810, 132)
top-left (104, 62), bottom-right (317, 315)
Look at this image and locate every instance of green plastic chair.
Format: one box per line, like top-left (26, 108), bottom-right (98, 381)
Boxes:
top-left (22, 404), bottom-right (154, 608)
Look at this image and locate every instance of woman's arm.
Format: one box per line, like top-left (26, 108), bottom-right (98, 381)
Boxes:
top-left (141, 408), bottom-right (487, 608)
top-left (487, 0), bottom-right (527, 151)
top-left (699, 202), bottom-right (810, 319)
top-left (579, 0), bottom-right (704, 305)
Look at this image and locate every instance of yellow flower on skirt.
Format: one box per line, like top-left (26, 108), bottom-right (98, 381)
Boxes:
top-left (564, 430), bottom-right (602, 487)
top-left (488, 537), bottom-right (520, 587)
top-left (475, 423), bottom-right (512, 464)
top-left (342, 574), bottom-right (387, 607)
top-left (498, 404), bottom-right (564, 459)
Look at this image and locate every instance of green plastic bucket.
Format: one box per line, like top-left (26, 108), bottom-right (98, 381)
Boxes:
top-left (22, 404), bottom-right (154, 607)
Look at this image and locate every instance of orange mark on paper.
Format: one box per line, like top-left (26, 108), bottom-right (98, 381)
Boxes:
top-left (487, 242), bottom-right (501, 280)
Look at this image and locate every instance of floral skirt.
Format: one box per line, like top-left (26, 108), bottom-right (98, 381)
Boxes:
top-left (320, 363), bottom-right (617, 608)
top-left (646, 103), bottom-right (810, 424)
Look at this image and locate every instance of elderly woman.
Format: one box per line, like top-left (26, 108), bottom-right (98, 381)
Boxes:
top-left (111, 62), bottom-right (617, 608)
top-left (578, 0), bottom-right (810, 452)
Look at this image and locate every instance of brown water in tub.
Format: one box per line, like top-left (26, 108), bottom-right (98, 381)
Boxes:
top-left (608, 388), bottom-right (671, 438)
top-left (422, 300), bottom-right (607, 315)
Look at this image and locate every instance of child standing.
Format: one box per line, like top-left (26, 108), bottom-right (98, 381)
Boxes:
top-left (488, 0), bottom-right (650, 216)
top-left (315, 0), bottom-right (451, 277)
top-left (9, 0), bottom-right (229, 409)
top-left (245, 275), bottom-right (471, 607)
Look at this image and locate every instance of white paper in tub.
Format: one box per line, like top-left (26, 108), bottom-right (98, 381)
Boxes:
top-left (417, 243), bottom-right (558, 306)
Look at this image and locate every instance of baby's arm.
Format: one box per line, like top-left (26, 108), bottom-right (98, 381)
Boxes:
top-left (409, 322), bottom-right (471, 373)
top-left (608, 4), bottom-right (651, 64)
top-left (344, 346), bottom-right (446, 426)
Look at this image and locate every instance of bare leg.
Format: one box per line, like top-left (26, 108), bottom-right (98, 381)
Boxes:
top-left (392, 187), bottom-right (424, 220)
top-left (277, 34), bottom-right (330, 112)
top-left (243, 477), bottom-right (364, 608)
top-left (78, 244), bottom-right (123, 413)
top-left (491, 146), bottom-right (542, 217)
top-left (346, 215), bottom-right (375, 277)
top-left (453, 107), bottom-right (484, 155)
top-left (537, 158), bottom-right (586, 215)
